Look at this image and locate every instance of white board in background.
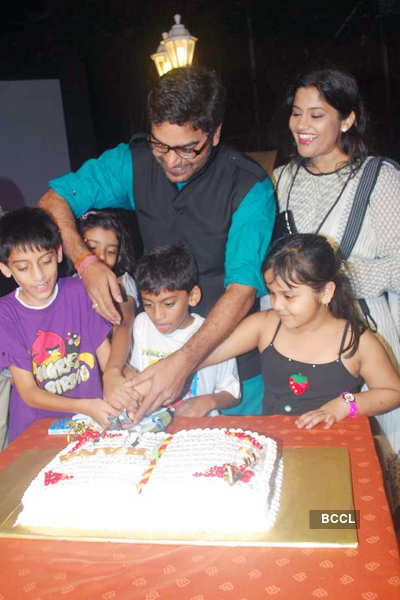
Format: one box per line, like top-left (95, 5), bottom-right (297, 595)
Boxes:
top-left (0, 79), bottom-right (70, 208)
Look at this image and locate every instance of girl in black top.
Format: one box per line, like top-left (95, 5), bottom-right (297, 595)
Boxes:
top-left (201, 234), bottom-right (400, 429)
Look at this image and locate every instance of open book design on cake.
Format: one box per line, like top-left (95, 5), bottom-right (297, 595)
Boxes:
top-left (15, 427), bottom-right (283, 542)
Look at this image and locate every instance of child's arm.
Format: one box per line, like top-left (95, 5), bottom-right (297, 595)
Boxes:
top-left (174, 391), bottom-right (238, 417)
top-left (107, 296), bottom-right (135, 370)
top-left (296, 330), bottom-right (400, 430)
top-left (10, 365), bottom-right (120, 429)
top-left (96, 337), bottom-right (111, 371)
top-left (200, 311), bottom-right (271, 368)
top-left (176, 353), bottom-right (241, 417)
top-left (102, 296), bottom-right (135, 408)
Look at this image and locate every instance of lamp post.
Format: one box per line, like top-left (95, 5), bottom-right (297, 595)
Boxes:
top-left (151, 36), bottom-right (172, 77)
top-left (151, 14), bottom-right (197, 77)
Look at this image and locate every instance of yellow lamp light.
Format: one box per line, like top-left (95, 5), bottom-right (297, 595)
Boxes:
top-left (151, 14), bottom-right (197, 76)
top-left (151, 38), bottom-right (172, 77)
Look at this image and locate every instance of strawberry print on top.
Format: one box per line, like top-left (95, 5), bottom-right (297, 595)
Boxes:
top-left (289, 372), bottom-right (309, 395)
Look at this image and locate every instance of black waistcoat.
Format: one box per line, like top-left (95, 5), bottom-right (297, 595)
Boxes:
top-left (130, 138), bottom-right (267, 380)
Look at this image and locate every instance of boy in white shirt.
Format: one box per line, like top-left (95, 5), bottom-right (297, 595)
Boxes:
top-left (130, 245), bottom-right (240, 416)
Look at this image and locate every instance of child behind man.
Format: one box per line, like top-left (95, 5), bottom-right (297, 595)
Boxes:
top-left (0, 207), bottom-right (120, 442)
top-left (76, 209), bottom-right (139, 308)
top-left (76, 209), bottom-right (139, 399)
top-left (130, 245), bottom-right (240, 416)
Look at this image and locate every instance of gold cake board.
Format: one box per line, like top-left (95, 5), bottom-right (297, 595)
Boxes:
top-left (0, 447), bottom-right (357, 547)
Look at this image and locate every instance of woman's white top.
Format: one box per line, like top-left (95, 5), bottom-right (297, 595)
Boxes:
top-left (274, 158), bottom-right (400, 452)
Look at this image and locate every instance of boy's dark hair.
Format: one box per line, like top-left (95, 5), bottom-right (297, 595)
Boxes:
top-left (135, 244), bottom-right (198, 294)
top-left (0, 207), bottom-right (61, 263)
top-left (263, 233), bottom-right (367, 356)
top-left (148, 66), bottom-right (226, 135)
top-left (77, 209), bottom-right (136, 277)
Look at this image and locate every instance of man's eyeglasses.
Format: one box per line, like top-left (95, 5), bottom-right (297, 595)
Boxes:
top-left (147, 134), bottom-right (211, 160)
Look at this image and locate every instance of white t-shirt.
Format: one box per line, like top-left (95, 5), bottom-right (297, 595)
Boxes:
top-left (130, 312), bottom-right (241, 414)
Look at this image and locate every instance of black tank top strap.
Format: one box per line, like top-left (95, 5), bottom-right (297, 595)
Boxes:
top-left (270, 320), bottom-right (282, 345)
top-left (338, 320), bottom-right (351, 356)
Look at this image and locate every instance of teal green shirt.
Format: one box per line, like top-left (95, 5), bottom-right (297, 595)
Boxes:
top-left (50, 143), bottom-right (275, 297)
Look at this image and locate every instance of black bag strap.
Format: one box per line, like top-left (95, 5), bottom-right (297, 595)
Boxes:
top-left (339, 156), bottom-right (399, 331)
top-left (339, 157), bottom-right (399, 259)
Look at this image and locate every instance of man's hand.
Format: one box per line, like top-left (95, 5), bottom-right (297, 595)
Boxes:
top-left (130, 283), bottom-right (255, 424)
top-left (130, 352), bottom-right (191, 423)
top-left (38, 189), bottom-right (122, 324)
top-left (82, 261), bottom-right (122, 324)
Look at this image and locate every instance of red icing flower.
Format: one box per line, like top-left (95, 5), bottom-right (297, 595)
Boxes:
top-left (44, 470), bottom-right (74, 485)
top-left (239, 470), bottom-right (254, 483)
top-left (193, 463), bottom-right (254, 484)
top-left (68, 428), bottom-right (101, 453)
top-left (224, 430), bottom-right (263, 451)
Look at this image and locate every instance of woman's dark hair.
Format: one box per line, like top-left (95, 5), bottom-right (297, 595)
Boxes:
top-left (262, 234), bottom-right (367, 356)
top-left (0, 207), bottom-right (61, 263)
top-left (148, 66), bottom-right (226, 134)
top-left (78, 209), bottom-right (136, 277)
top-left (135, 244), bottom-right (198, 295)
top-left (287, 68), bottom-right (368, 168)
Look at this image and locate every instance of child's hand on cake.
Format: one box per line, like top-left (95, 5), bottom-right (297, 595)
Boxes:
top-left (81, 398), bottom-right (121, 429)
top-left (104, 366), bottom-right (142, 412)
top-left (103, 367), bottom-right (130, 410)
top-left (120, 394), bottom-right (143, 428)
top-left (295, 397), bottom-right (350, 430)
top-left (122, 364), bottom-right (138, 380)
top-left (124, 378), bottom-right (152, 421)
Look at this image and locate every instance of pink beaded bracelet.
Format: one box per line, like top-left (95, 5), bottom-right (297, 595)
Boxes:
top-left (341, 392), bottom-right (358, 418)
top-left (348, 401), bottom-right (358, 418)
top-left (77, 253), bottom-right (100, 278)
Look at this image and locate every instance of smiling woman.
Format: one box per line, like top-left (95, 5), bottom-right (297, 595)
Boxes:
top-left (288, 85), bottom-right (355, 173)
top-left (272, 67), bottom-right (400, 460)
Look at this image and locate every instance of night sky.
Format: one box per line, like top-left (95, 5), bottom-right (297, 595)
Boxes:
top-left (1, 0), bottom-right (399, 164)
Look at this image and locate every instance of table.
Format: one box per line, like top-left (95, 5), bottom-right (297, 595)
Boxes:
top-left (0, 415), bottom-right (399, 599)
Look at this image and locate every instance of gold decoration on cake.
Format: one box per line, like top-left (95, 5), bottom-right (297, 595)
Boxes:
top-left (223, 464), bottom-right (234, 485)
top-left (60, 446), bottom-right (146, 462)
top-left (66, 420), bottom-right (89, 443)
top-left (239, 446), bottom-right (257, 467)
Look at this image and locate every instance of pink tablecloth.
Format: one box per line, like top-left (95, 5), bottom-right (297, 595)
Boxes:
top-left (0, 415), bottom-right (399, 600)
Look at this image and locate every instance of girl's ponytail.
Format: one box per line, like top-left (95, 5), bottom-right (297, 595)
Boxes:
top-left (329, 266), bottom-right (366, 356)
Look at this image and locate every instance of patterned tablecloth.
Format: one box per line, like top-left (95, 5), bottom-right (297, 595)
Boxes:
top-left (0, 415), bottom-right (399, 600)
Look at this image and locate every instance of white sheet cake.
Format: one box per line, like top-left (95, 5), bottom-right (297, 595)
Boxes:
top-left (15, 428), bottom-right (283, 540)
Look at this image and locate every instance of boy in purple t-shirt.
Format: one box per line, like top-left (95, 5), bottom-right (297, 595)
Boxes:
top-left (0, 207), bottom-right (120, 442)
